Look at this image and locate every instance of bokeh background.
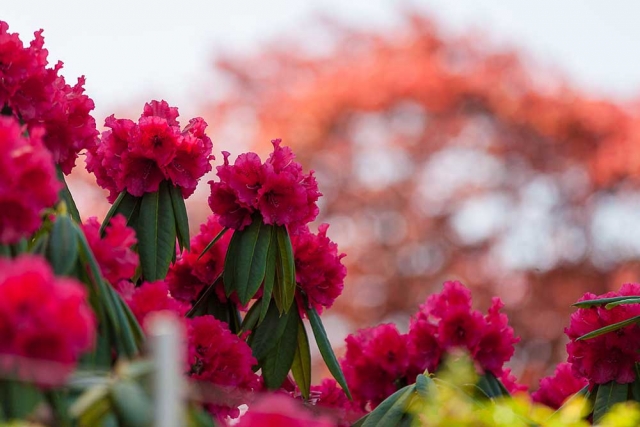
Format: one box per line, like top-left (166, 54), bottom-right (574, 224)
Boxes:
top-left (7, 1), bottom-right (640, 388)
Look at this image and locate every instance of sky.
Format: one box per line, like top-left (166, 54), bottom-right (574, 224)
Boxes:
top-left (5, 0), bottom-right (640, 121)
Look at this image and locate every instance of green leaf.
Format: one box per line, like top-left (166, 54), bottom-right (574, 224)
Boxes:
top-left (47, 215), bottom-right (79, 276)
top-left (250, 300), bottom-right (291, 362)
top-left (476, 372), bottom-right (507, 399)
top-left (577, 315), bottom-right (640, 341)
top-left (168, 183), bottom-right (190, 252)
top-left (415, 374), bottom-right (434, 399)
top-left (0, 380), bottom-right (43, 420)
top-left (573, 296), bottom-right (636, 308)
top-left (291, 316), bottom-right (311, 400)
top-left (306, 304), bottom-right (352, 400)
top-left (547, 384), bottom-right (590, 422)
top-left (110, 380), bottom-right (153, 427)
top-left (223, 230), bottom-right (240, 297)
top-left (186, 275), bottom-right (222, 318)
top-left (100, 190), bottom-right (140, 237)
top-left (593, 381), bottom-right (628, 424)
top-left (362, 385), bottom-right (415, 427)
top-left (137, 181), bottom-right (176, 281)
top-left (261, 307), bottom-right (299, 390)
top-left (57, 166), bottom-right (81, 223)
top-left (273, 225), bottom-right (296, 313)
top-left (605, 297), bottom-right (640, 309)
top-left (240, 299), bottom-right (263, 334)
top-left (197, 227), bottom-right (229, 261)
top-left (259, 229), bottom-right (277, 324)
top-left (233, 216), bottom-right (273, 305)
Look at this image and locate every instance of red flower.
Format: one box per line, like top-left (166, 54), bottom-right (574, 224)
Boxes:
top-left (532, 362), bottom-right (588, 409)
top-left (166, 214), bottom-right (231, 303)
top-left (474, 298), bottom-right (519, 376)
top-left (311, 379), bottom-right (365, 427)
top-left (81, 215), bottom-right (138, 285)
top-left (341, 323), bottom-right (409, 410)
top-left (0, 21), bottom-right (98, 174)
top-left (236, 394), bottom-right (336, 427)
top-left (406, 317), bottom-right (442, 381)
top-left (86, 100), bottom-right (213, 201)
top-left (208, 139), bottom-right (320, 232)
top-left (0, 116), bottom-right (60, 244)
top-left (291, 224), bottom-right (346, 313)
top-left (0, 255), bottom-right (95, 385)
top-left (565, 284), bottom-right (640, 384)
top-left (187, 315), bottom-right (260, 421)
top-left (123, 281), bottom-right (189, 331)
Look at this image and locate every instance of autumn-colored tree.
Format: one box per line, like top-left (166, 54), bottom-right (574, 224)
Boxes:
top-left (201, 15), bottom-right (640, 386)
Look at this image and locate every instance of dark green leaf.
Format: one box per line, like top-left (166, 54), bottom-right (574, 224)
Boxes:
top-left (259, 228), bottom-right (277, 324)
top-left (605, 297), bottom-right (640, 309)
top-left (291, 316), bottom-right (311, 400)
top-left (168, 183), bottom-right (190, 252)
top-left (577, 315), bottom-right (640, 341)
top-left (250, 300), bottom-right (291, 361)
top-left (261, 307), bottom-right (299, 390)
top-left (57, 166), bottom-right (81, 223)
top-left (241, 300), bottom-right (263, 334)
top-left (273, 225), bottom-right (296, 313)
top-left (48, 215), bottom-right (79, 276)
top-left (476, 373), bottom-right (506, 399)
top-left (0, 380), bottom-right (42, 420)
top-left (223, 230), bottom-right (240, 297)
top-left (362, 385), bottom-right (415, 427)
top-left (110, 380), bottom-right (153, 427)
top-left (197, 227), bottom-right (229, 261)
top-left (593, 381), bottom-right (628, 423)
top-left (137, 181), bottom-right (176, 281)
top-left (573, 296), bottom-right (636, 308)
top-left (100, 190), bottom-right (140, 237)
top-left (415, 374), bottom-right (434, 399)
top-left (306, 305), bottom-right (352, 400)
top-left (234, 216), bottom-right (273, 305)
top-left (186, 275), bottom-right (222, 318)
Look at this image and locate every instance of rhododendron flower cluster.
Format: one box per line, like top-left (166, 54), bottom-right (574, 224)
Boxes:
top-left (186, 315), bottom-right (261, 421)
top-left (0, 21), bottom-right (98, 174)
top-left (166, 214), bottom-right (231, 303)
top-left (208, 139), bottom-right (321, 232)
top-left (118, 281), bottom-right (189, 331)
top-left (0, 116), bottom-right (60, 244)
top-left (291, 223), bottom-right (346, 313)
top-left (341, 281), bottom-right (520, 410)
top-left (81, 215), bottom-right (138, 285)
top-left (0, 255), bottom-right (95, 385)
top-left (531, 362), bottom-right (588, 409)
top-left (236, 394), bottom-right (336, 427)
top-left (86, 100), bottom-right (214, 201)
top-left (565, 283), bottom-right (640, 384)
top-left (310, 379), bottom-right (365, 427)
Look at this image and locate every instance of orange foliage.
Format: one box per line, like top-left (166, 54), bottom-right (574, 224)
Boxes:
top-left (202, 15), bottom-right (640, 386)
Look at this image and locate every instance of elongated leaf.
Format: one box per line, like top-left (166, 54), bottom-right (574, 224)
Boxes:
top-left (573, 296), bottom-right (635, 308)
top-left (223, 230), bottom-right (240, 296)
top-left (415, 374), bottom-right (434, 399)
top-left (234, 216), bottom-right (272, 305)
top-left (306, 305), bottom-right (352, 400)
top-left (577, 315), bottom-right (640, 341)
top-left (261, 307), bottom-right (299, 390)
top-left (48, 215), bottom-right (79, 276)
top-left (186, 274), bottom-right (222, 318)
top-left (476, 373), bottom-right (504, 399)
top-left (110, 380), bottom-right (153, 427)
top-left (241, 300), bottom-right (263, 334)
top-left (100, 190), bottom-right (140, 237)
top-left (362, 385), bottom-right (415, 427)
top-left (605, 297), bottom-right (640, 309)
top-left (593, 381), bottom-right (628, 423)
top-left (250, 301), bottom-right (291, 361)
top-left (197, 227), bottom-right (229, 261)
top-left (137, 181), bottom-right (176, 281)
top-left (546, 384), bottom-right (590, 422)
top-left (168, 183), bottom-right (190, 252)
top-left (260, 228), bottom-right (277, 324)
top-left (110, 286), bottom-right (143, 357)
top-left (291, 316), bottom-right (311, 399)
top-left (273, 225), bottom-right (296, 313)
top-left (57, 166), bottom-right (81, 223)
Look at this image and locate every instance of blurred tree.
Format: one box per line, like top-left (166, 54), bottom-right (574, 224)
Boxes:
top-left (201, 15), bottom-right (640, 386)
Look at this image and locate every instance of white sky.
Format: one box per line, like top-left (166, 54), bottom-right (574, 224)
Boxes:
top-left (5, 0), bottom-right (640, 121)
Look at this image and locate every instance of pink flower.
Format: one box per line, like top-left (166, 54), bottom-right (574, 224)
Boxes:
top-left (166, 214), bottom-right (231, 303)
top-left (565, 284), bottom-right (640, 384)
top-left (474, 298), bottom-right (520, 376)
top-left (236, 394), bottom-right (336, 427)
top-left (498, 368), bottom-right (527, 395)
top-left (291, 224), bottom-right (346, 313)
top-left (0, 255), bottom-right (95, 385)
top-left (341, 324), bottom-right (410, 410)
top-left (81, 215), bottom-right (138, 285)
top-left (86, 100), bottom-right (213, 201)
top-left (0, 22), bottom-right (98, 174)
top-left (532, 363), bottom-right (588, 409)
top-left (123, 281), bottom-right (189, 331)
top-left (0, 116), bottom-right (60, 244)
top-left (311, 379), bottom-right (365, 427)
top-left (187, 315), bottom-right (260, 421)
top-left (406, 317), bottom-right (442, 381)
top-left (208, 139), bottom-right (321, 232)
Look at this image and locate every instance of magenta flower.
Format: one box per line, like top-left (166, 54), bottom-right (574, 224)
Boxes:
top-left (86, 100), bottom-right (213, 201)
top-left (532, 362), bottom-right (588, 409)
top-left (121, 281), bottom-right (189, 332)
top-left (0, 116), bottom-right (60, 244)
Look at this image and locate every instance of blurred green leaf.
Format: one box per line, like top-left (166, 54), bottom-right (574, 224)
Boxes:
top-left (168, 183), bottom-right (190, 252)
top-left (593, 381), bottom-right (628, 424)
top-left (47, 215), bottom-right (79, 276)
top-left (273, 225), bottom-right (295, 314)
top-left (291, 316), bottom-right (311, 400)
top-left (577, 315), bottom-right (640, 341)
